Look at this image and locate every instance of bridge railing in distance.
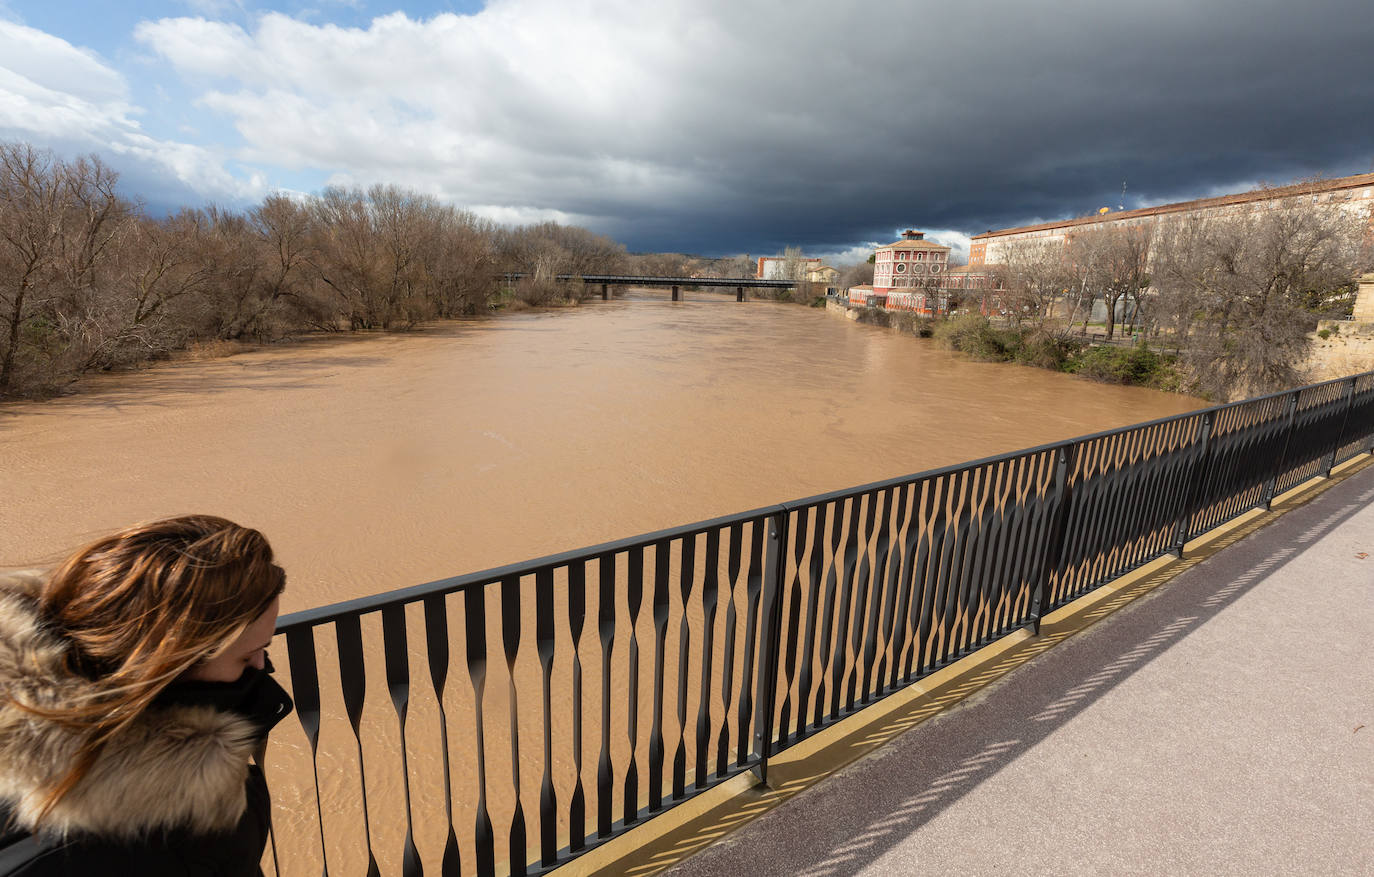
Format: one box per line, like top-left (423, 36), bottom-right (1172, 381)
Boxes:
top-left (267, 369), bottom-right (1374, 877)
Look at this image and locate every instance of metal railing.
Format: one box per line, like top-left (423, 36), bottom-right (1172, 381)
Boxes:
top-left (268, 370), bottom-right (1374, 877)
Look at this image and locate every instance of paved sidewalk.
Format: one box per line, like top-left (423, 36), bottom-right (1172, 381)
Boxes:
top-left (668, 463), bottom-right (1374, 877)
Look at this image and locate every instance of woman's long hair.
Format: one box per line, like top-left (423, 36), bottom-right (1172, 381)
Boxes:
top-left (14, 515), bottom-right (286, 823)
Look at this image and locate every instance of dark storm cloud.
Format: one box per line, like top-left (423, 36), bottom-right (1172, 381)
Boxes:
top-left (570, 0), bottom-right (1374, 254)
top-left (14, 1), bottom-right (1371, 258)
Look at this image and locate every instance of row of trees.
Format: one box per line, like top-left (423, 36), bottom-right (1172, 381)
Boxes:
top-left (0, 142), bottom-right (629, 397)
top-left (990, 194), bottom-right (1372, 400)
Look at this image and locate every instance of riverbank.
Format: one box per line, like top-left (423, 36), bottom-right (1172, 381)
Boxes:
top-left (1, 295), bottom-right (599, 403)
top-left (828, 299), bottom-right (1186, 394)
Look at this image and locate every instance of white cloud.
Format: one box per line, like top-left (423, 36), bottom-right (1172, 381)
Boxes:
top-left (813, 229), bottom-right (971, 267)
top-left (131, 3), bottom-right (861, 225)
top-left (922, 230), bottom-right (973, 263)
top-left (815, 243), bottom-right (881, 266)
top-left (0, 20), bottom-right (129, 106)
top-left (0, 19), bottom-right (265, 204)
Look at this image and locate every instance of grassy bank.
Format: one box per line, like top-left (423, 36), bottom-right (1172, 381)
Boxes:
top-left (848, 311), bottom-right (1185, 392)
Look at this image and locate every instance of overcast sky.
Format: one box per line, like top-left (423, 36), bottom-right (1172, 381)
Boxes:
top-left (3, 0), bottom-right (1373, 261)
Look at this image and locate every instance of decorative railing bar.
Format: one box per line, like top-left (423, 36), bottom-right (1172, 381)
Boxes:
top-left (672, 533), bottom-right (696, 800)
top-left (753, 512), bottom-right (789, 785)
top-left (268, 370), bottom-right (1373, 877)
top-left (534, 568), bottom-right (557, 866)
top-left (716, 525), bottom-right (742, 777)
top-left (566, 560), bottom-right (587, 853)
top-left (380, 604), bottom-right (421, 877)
top-left (465, 584), bottom-right (495, 877)
top-left (733, 522), bottom-right (767, 769)
top-left (594, 551), bottom-right (615, 839)
top-left (1029, 443), bottom-right (1074, 633)
top-left (283, 627), bottom-right (327, 875)
top-left (422, 593), bottom-right (463, 875)
top-left (647, 539), bottom-right (670, 814)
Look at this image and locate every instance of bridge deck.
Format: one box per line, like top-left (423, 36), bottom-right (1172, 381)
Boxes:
top-left (500, 272), bottom-right (801, 289)
top-left (662, 461), bottom-right (1374, 876)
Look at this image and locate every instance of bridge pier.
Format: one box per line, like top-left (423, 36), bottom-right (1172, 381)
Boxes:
top-left (672, 285), bottom-right (680, 301)
top-left (736, 286), bottom-right (744, 302)
top-left (601, 283), bottom-right (608, 301)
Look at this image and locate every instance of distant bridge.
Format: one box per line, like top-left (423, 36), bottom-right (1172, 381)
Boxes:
top-left (500, 273), bottom-right (803, 301)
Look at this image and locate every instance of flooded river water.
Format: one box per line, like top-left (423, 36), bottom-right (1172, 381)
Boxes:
top-left (0, 292), bottom-right (1204, 874)
top-left (0, 293), bottom-right (1201, 602)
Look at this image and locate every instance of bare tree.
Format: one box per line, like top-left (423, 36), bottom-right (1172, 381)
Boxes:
top-left (0, 139), bottom-right (651, 396)
top-left (1154, 196), bottom-right (1372, 399)
top-left (0, 143), bottom-right (67, 393)
top-left (995, 238), bottom-right (1074, 329)
top-left (0, 145), bottom-right (136, 392)
top-left (430, 209), bottom-right (498, 316)
top-left (837, 259), bottom-right (874, 290)
top-left (778, 245), bottom-right (806, 282)
top-left (702, 254), bottom-right (753, 278)
top-left (1067, 221), bottom-right (1154, 340)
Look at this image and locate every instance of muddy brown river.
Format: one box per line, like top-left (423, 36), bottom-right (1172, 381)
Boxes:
top-left (0, 292), bottom-right (1204, 874)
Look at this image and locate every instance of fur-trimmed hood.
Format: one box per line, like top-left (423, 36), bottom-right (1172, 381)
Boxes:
top-left (0, 570), bottom-right (260, 841)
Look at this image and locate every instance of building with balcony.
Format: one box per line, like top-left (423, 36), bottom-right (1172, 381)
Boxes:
top-left (872, 229), bottom-right (949, 293)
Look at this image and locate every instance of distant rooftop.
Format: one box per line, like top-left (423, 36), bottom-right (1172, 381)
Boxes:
top-left (971, 172), bottom-right (1374, 240)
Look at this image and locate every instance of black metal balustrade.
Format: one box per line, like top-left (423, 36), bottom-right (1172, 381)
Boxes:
top-left (267, 370), bottom-right (1374, 877)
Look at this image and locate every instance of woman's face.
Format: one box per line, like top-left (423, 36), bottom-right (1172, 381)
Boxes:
top-left (183, 597), bottom-right (280, 683)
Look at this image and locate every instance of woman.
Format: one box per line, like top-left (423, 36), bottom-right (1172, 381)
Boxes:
top-left (0, 516), bottom-right (294, 876)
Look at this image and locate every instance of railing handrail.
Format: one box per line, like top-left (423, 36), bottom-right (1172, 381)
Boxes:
top-left (277, 369), bottom-right (1372, 634)
top-left (277, 502), bottom-right (785, 631)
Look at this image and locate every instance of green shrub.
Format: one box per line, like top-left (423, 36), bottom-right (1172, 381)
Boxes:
top-left (1067, 343), bottom-right (1180, 388)
top-left (1317, 328), bottom-right (1332, 340)
top-left (1013, 329), bottom-right (1081, 370)
top-left (933, 313), bottom-right (1015, 360)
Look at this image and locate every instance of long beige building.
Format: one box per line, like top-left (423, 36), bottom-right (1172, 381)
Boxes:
top-left (968, 172), bottom-right (1374, 267)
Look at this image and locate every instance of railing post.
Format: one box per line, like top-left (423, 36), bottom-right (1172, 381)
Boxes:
top-left (1325, 377), bottom-right (1358, 476)
top-left (1173, 410), bottom-right (1216, 555)
top-left (752, 509), bottom-right (790, 787)
top-left (1027, 442), bottom-right (1076, 636)
top-left (1263, 394), bottom-right (1299, 509)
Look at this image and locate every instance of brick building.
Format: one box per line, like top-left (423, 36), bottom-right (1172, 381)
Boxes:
top-left (872, 230), bottom-right (949, 291)
top-left (848, 230), bottom-right (1002, 315)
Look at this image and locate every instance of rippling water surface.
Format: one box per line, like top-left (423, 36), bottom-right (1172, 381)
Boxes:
top-left (1, 293), bottom-right (1202, 608)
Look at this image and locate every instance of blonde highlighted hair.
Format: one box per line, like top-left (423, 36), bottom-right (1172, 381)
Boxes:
top-left (13, 515), bottom-right (285, 823)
